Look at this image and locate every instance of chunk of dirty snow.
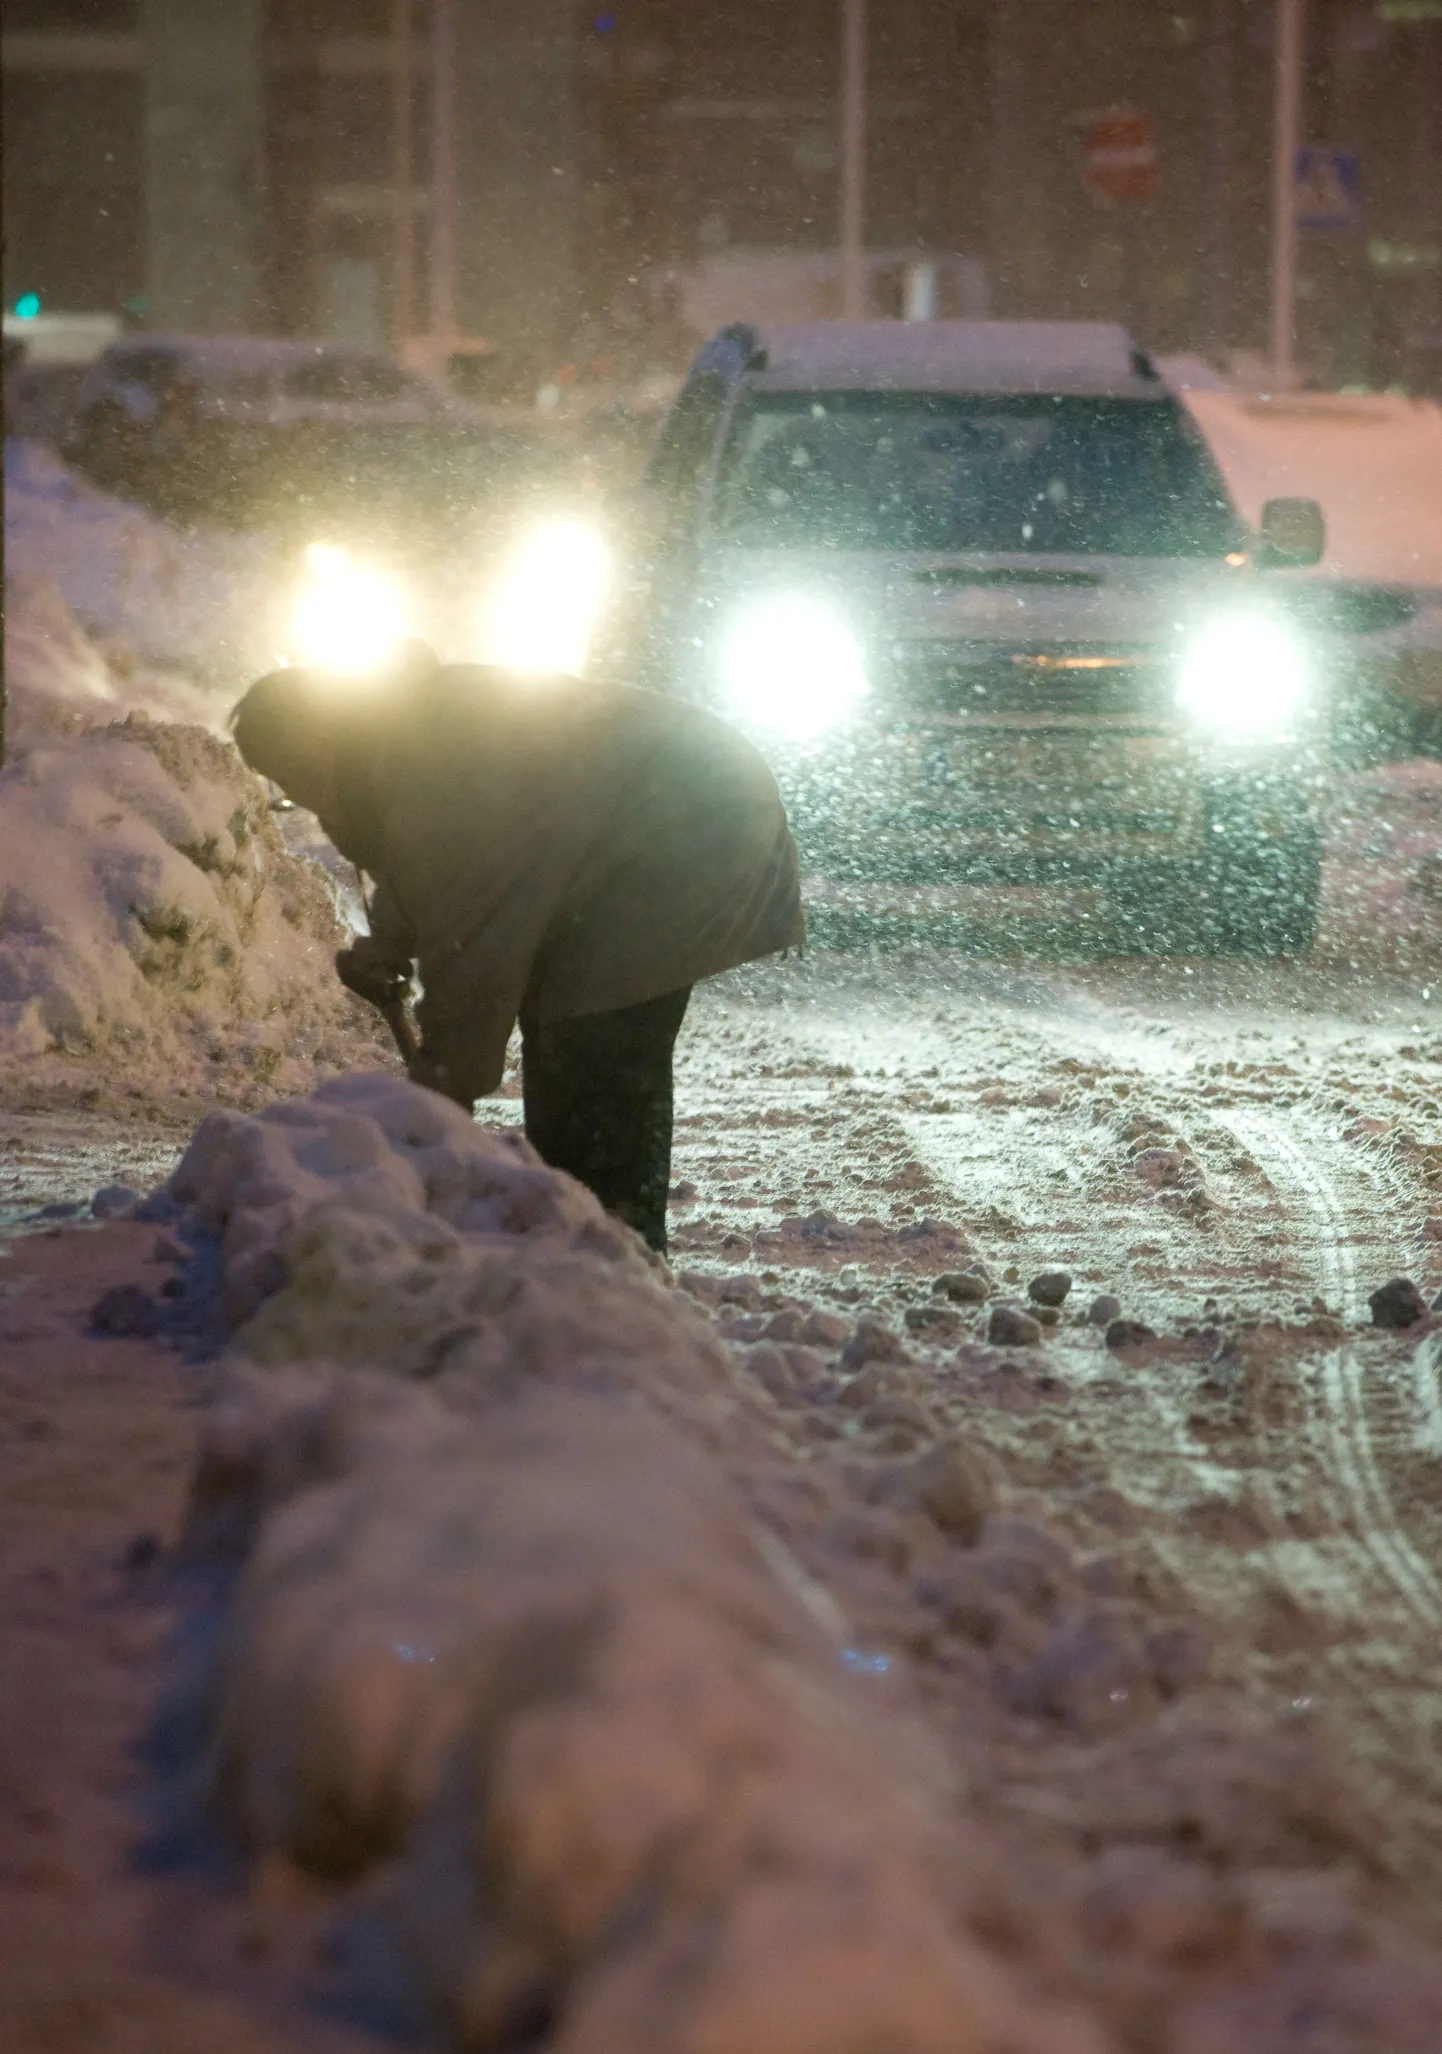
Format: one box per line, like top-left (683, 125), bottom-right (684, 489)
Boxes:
top-left (989, 1302), bottom-right (1044, 1348)
top-left (1028, 1270), bottom-right (1072, 1308)
top-left (1369, 1276), bottom-right (1426, 1329)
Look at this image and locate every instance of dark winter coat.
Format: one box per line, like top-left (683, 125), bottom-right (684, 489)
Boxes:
top-left (317, 666), bottom-right (803, 1100)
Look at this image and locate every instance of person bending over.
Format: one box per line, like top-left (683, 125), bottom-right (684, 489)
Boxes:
top-left (231, 653), bottom-right (803, 1253)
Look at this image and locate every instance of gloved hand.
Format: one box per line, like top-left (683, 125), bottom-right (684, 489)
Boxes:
top-left (335, 937), bottom-right (413, 1009)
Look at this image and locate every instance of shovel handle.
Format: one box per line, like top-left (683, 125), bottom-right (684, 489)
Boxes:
top-left (378, 995), bottom-right (420, 1067)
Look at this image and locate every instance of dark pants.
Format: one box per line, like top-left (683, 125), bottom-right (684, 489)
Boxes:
top-left (519, 987), bottom-right (691, 1254)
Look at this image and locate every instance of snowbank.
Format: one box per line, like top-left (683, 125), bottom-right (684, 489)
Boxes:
top-left (3, 574), bottom-right (119, 733)
top-left (2, 436), bottom-right (271, 751)
top-left (0, 720), bottom-right (388, 1107)
top-left (3, 436), bottom-right (275, 682)
top-left (3, 575), bottom-right (227, 747)
top-left (173, 1073), bottom-right (1099, 2054)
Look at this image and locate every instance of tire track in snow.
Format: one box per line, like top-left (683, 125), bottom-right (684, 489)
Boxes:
top-left (1411, 1330), bottom-right (1442, 1459)
top-left (1217, 1106), bottom-right (1442, 1632)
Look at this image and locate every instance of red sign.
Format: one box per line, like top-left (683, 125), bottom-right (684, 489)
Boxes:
top-left (1081, 109), bottom-right (1158, 205)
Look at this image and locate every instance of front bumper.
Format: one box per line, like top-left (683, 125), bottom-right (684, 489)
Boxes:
top-left (770, 713), bottom-right (1320, 883)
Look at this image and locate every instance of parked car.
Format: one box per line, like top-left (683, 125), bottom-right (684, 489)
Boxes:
top-left (589, 319), bottom-right (1434, 955)
top-left (63, 335), bottom-right (567, 534)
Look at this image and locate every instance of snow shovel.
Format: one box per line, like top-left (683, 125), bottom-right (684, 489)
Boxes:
top-left (376, 989), bottom-right (420, 1068)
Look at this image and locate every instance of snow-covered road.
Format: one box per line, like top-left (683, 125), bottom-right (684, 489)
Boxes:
top-left (657, 938), bottom-right (1442, 1923)
top-left (13, 908), bottom-right (1440, 1925)
top-left (7, 910), bottom-right (1442, 2046)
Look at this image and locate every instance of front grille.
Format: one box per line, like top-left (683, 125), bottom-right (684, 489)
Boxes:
top-left (907, 567), bottom-right (1104, 591)
top-left (882, 643), bottom-right (1172, 718)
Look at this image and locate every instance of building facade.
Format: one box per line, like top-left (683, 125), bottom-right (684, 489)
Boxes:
top-left (3, 0), bottom-right (1439, 387)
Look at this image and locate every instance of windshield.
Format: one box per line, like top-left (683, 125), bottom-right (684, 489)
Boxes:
top-left (712, 391), bottom-right (1244, 556)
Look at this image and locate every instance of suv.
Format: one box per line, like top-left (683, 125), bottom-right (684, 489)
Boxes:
top-left (599, 320), bottom-right (1362, 955)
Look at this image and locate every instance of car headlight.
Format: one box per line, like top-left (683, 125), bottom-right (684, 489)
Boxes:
top-left (1177, 614), bottom-right (1309, 736)
top-left (290, 542), bottom-right (407, 673)
top-left (479, 520), bottom-right (609, 676)
top-left (717, 596), bottom-right (869, 740)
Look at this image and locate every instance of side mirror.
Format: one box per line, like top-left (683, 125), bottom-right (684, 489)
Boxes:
top-left (1257, 496), bottom-right (1325, 569)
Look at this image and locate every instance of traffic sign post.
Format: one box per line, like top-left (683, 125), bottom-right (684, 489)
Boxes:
top-left (1271, 0), bottom-right (1304, 388)
top-left (840, 0), bottom-right (867, 318)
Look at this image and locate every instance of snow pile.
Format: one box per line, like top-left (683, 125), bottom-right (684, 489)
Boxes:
top-left (0, 721), bottom-right (387, 1106)
top-left (3, 436), bottom-right (275, 694)
top-left (172, 1073), bottom-right (1098, 2054)
top-left (3, 574), bottom-right (118, 728)
top-left (170, 1071), bottom-right (645, 1331)
top-left (3, 575), bottom-right (226, 746)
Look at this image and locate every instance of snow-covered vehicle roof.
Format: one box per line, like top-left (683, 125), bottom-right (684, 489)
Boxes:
top-left (744, 320), bottom-right (1166, 397)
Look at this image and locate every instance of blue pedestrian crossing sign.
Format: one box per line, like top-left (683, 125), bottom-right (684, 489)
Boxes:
top-left (1294, 147), bottom-right (1362, 233)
